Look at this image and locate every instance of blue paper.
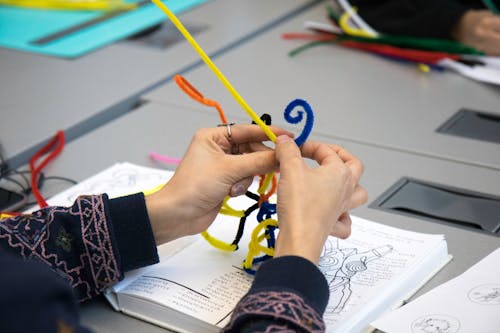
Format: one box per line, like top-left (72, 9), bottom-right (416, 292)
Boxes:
top-left (0, 0), bottom-right (208, 58)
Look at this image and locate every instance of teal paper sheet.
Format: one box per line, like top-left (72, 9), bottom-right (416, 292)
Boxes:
top-left (0, 0), bottom-right (208, 58)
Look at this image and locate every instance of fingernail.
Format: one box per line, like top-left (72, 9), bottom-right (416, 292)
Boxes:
top-left (277, 135), bottom-right (291, 143)
top-left (232, 184), bottom-right (245, 196)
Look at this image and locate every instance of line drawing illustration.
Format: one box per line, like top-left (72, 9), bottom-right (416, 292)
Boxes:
top-left (318, 239), bottom-right (393, 313)
top-left (411, 314), bottom-right (461, 333)
top-left (467, 284), bottom-right (500, 305)
top-left (65, 167), bottom-right (167, 202)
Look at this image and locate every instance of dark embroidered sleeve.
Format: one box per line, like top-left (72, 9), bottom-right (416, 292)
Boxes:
top-left (0, 193), bottom-right (159, 303)
top-left (0, 194), bottom-right (121, 302)
top-left (0, 252), bottom-right (93, 333)
top-left (222, 256), bottom-right (329, 333)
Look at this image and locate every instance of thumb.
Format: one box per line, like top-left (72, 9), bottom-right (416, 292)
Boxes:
top-left (275, 135), bottom-right (301, 164)
top-left (229, 176), bottom-right (253, 197)
top-left (228, 150), bottom-right (277, 180)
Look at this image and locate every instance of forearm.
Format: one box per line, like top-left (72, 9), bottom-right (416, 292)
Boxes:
top-left (0, 193), bottom-right (159, 302)
top-left (222, 256), bottom-right (329, 333)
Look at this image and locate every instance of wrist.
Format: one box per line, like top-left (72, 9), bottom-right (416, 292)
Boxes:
top-left (145, 186), bottom-right (189, 245)
top-left (274, 228), bottom-right (328, 265)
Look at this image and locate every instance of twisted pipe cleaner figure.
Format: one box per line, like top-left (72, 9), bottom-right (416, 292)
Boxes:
top-left (173, 75), bottom-right (315, 273)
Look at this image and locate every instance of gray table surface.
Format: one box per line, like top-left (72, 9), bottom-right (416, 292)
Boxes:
top-left (145, 1), bottom-right (500, 170)
top-left (4, 1), bottom-right (499, 331)
top-left (36, 101), bottom-right (499, 333)
top-left (0, 0), bottom-right (318, 169)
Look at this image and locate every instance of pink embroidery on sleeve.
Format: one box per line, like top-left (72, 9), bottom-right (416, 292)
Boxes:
top-left (0, 195), bottom-right (121, 301)
top-left (223, 291), bottom-right (325, 333)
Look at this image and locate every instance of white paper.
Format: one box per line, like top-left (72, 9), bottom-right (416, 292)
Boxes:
top-left (372, 247), bottom-right (500, 333)
top-left (439, 58), bottom-right (500, 86)
top-left (321, 217), bottom-right (447, 333)
top-left (461, 55), bottom-right (500, 70)
top-left (42, 162), bottom-right (174, 207)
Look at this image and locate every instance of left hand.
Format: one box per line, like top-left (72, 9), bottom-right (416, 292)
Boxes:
top-left (145, 124), bottom-right (293, 244)
top-left (273, 136), bottom-right (367, 264)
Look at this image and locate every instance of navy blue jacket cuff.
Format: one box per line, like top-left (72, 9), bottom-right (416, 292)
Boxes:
top-left (250, 256), bottom-right (329, 315)
top-left (107, 193), bottom-right (159, 272)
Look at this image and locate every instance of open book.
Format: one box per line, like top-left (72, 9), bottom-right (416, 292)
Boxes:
top-left (41, 163), bottom-right (451, 333)
top-left (104, 214), bottom-right (450, 333)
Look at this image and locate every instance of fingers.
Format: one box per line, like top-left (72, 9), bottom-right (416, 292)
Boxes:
top-left (478, 15), bottom-right (500, 54)
top-left (299, 141), bottom-right (365, 185)
top-left (245, 136), bottom-right (366, 207)
top-left (299, 140), bottom-right (343, 166)
top-left (331, 213), bottom-right (352, 239)
top-left (219, 124), bottom-right (293, 145)
top-left (331, 145), bottom-right (365, 184)
top-left (229, 176), bottom-right (253, 197)
top-left (228, 150), bottom-right (277, 179)
top-left (349, 185), bottom-right (369, 209)
top-left (274, 135), bottom-right (302, 166)
top-left (455, 10), bottom-right (500, 55)
top-left (239, 141), bottom-right (273, 154)
top-left (486, 15), bottom-right (500, 33)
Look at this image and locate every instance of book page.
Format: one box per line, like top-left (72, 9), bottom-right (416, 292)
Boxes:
top-left (118, 211), bottom-right (256, 327)
top-left (41, 162), bottom-right (174, 207)
top-left (24, 162), bottom-right (174, 214)
top-left (372, 247), bottom-right (500, 333)
top-left (320, 217), bottom-right (446, 333)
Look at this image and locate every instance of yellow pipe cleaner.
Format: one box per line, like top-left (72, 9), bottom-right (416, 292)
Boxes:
top-left (258, 173), bottom-right (274, 197)
top-left (149, 3), bottom-right (284, 270)
top-left (339, 8), bottom-right (377, 38)
top-left (220, 196), bottom-right (246, 217)
top-left (243, 218), bottom-right (278, 269)
top-left (201, 231), bottom-right (238, 252)
top-left (0, 0), bottom-right (136, 11)
top-left (151, 0), bottom-right (276, 142)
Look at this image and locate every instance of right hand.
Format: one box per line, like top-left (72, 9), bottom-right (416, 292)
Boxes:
top-left (273, 135), bottom-right (367, 264)
top-left (453, 10), bottom-right (500, 55)
top-left (145, 125), bottom-right (292, 245)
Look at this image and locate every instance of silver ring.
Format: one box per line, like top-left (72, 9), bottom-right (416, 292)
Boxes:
top-left (217, 122), bottom-right (239, 154)
top-left (217, 122), bottom-right (236, 140)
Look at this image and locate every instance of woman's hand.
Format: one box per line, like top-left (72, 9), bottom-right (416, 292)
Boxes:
top-left (145, 125), bottom-right (292, 244)
top-left (453, 10), bottom-right (500, 55)
top-left (273, 135), bottom-right (367, 264)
